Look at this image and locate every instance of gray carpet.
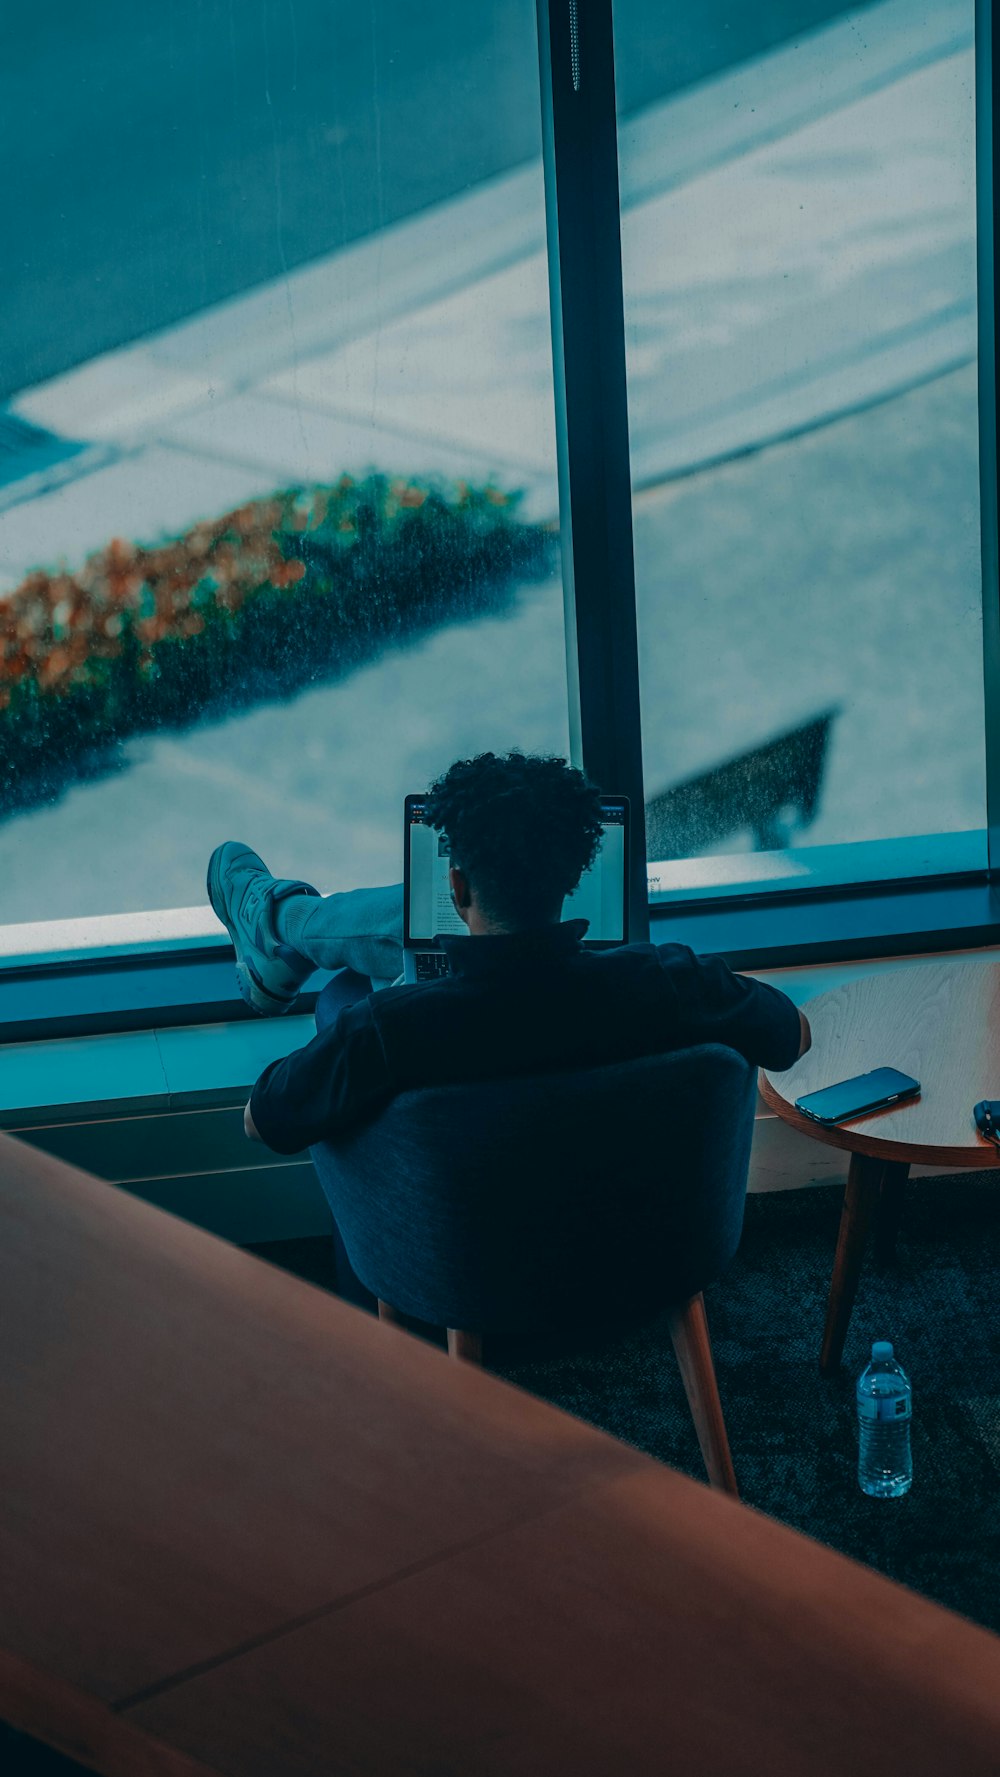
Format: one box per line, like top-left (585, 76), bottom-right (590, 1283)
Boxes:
top-left (493, 1171), bottom-right (1000, 1636)
top-left (252, 1173), bottom-right (1000, 1636)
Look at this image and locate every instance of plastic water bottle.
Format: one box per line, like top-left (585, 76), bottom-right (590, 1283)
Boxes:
top-left (857, 1341), bottom-right (912, 1498)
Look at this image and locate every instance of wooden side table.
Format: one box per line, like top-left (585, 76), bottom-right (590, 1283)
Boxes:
top-left (760, 959), bottom-right (1000, 1373)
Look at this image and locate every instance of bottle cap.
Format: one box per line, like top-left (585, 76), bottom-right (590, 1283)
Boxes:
top-left (871, 1340), bottom-right (894, 1360)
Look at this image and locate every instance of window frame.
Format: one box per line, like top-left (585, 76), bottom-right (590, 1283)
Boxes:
top-left (977, 0), bottom-right (1000, 872)
top-left (0, 0), bottom-right (996, 1037)
top-left (1, 873), bottom-right (997, 1042)
top-left (541, 0), bottom-right (998, 927)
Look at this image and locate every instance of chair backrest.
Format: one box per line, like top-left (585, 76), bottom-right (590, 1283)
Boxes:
top-left (310, 1045), bottom-right (757, 1335)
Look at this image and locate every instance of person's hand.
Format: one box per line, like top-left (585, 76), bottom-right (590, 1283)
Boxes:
top-left (244, 1100), bottom-right (261, 1142)
top-left (797, 1010), bottom-right (812, 1060)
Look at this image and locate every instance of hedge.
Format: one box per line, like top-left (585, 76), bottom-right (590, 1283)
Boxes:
top-left (0, 474), bottom-right (553, 816)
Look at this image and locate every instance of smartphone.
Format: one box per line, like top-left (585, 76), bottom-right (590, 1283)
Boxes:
top-left (795, 1067), bottom-right (921, 1125)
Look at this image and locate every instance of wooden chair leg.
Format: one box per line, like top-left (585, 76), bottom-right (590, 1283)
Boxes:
top-left (819, 1152), bottom-right (883, 1375)
top-left (447, 1327), bottom-right (483, 1364)
top-left (667, 1293), bottom-right (738, 1497)
top-left (377, 1300), bottom-right (402, 1325)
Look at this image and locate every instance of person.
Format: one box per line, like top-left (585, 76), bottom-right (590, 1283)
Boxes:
top-left (206, 751), bottom-right (810, 1155)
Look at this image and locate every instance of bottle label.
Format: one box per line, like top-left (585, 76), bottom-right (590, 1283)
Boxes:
top-left (857, 1393), bottom-right (911, 1422)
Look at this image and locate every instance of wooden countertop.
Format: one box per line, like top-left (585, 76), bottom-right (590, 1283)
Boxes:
top-left (1, 1130), bottom-right (998, 1775)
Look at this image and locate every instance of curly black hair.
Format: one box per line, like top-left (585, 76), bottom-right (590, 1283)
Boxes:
top-left (423, 751), bottom-right (605, 928)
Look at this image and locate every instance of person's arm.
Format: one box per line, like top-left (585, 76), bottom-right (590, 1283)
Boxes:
top-left (244, 1100), bottom-right (261, 1141)
top-left (247, 998), bottom-right (392, 1153)
top-left (661, 944), bottom-right (804, 1072)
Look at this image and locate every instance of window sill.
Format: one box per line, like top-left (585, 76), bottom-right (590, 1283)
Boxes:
top-left (0, 1015), bottom-right (318, 1129)
top-left (647, 831), bottom-right (986, 905)
top-left (649, 873), bottom-right (1000, 969)
top-left (0, 902), bottom-right (325, 1043)
top-left (0, 872), bottom-right (996, 1044)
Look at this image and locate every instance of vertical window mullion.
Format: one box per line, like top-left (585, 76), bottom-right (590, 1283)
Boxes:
top-left (536, 0), bottom-right (649, 941)
top-left (977, 0), bottom-right (1000, 876)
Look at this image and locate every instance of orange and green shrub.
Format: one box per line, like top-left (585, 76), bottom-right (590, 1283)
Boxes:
top-left (0, 474), bottom-right (551, 814)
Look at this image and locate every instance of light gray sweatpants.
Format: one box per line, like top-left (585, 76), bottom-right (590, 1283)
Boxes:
top-left (276, 882), bottom-right (405, 991)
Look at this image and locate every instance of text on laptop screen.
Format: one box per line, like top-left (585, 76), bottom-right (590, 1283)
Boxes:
top-left (563, 806), bottom-right (626, 939)
top-left (407, 815), bottom-right (468, 940)
top-left (405, 799), bottom-right (627, 943)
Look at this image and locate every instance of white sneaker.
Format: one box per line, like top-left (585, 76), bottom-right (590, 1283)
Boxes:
top-left (207, 841), bottom-right (319, 1015)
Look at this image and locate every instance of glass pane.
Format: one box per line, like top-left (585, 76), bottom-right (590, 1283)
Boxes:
top-left (0, 2), bottom-right (567, 926)
top-left (614, 0), bottom-right (985, 897)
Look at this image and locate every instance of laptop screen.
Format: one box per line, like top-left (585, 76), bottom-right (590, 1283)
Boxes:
top-left (403, 794), bottom-right (630, 948)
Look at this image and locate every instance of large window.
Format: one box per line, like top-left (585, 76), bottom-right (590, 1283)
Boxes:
top-left (0, 2), bottom-right (567, 924)
top-left (0, 0), bottom-right (995, 962)
top-left (615, 0), bottom-right (985, 897)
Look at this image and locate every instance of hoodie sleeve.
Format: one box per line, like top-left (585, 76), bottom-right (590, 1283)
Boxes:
top-left (249, 996), bottom-right (393, 1153)
top-left (658, 943), bottom-right (802, 1071)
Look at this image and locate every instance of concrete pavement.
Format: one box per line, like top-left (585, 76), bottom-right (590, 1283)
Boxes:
top-left (0, 0), bottom-right (984, 925)
top-left (2, 0), bottom-right (973, 575)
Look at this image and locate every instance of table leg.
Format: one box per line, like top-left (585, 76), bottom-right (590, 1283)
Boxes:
top-left (819, 1153), bottom-right (884, 1375)
top-left (874, 1161), bottom-right (911, 1269)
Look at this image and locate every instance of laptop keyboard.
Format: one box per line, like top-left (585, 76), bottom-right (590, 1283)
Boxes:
top-left (413, 951), bottom-right (450, 981)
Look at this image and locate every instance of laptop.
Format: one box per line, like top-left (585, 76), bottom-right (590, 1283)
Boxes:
top-left (402, 793), bottom-right (630, 982)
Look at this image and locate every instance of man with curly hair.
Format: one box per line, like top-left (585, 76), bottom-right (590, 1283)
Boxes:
top-left (207, 751), bottom-right (808, 1154)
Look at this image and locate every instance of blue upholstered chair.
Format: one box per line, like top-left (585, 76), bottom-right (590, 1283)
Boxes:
top-left (310, 1038), bottom-right (757, 1495)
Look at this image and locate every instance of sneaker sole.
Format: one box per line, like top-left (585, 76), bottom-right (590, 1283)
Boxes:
top-left (207, 845), bottom-right (298, 1017)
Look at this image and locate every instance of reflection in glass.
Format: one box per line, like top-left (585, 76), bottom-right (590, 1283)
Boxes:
top-left (615, 0), bottom-right (984, 891)
top-left (0, 2), bottom-right (566, 923)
